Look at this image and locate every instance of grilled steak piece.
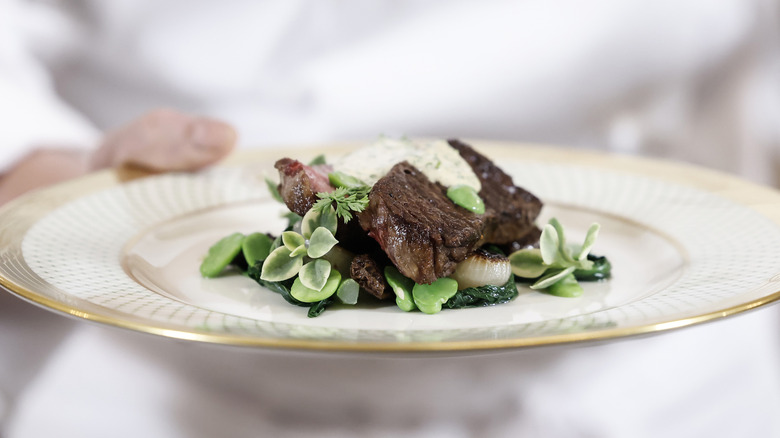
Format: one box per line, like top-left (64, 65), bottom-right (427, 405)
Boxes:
top-left (500, 225), bottom-right (542, 254)
top-left (358, 162), bottom-right (484, 284)
top-left (350, 254), bottom-right (392, 300)
top-left (274, 158), bottom-right (333, 216)
top-left (448, 139), bottom-right (543, 244)
top-left (276, 140), bottom-right (542, 285)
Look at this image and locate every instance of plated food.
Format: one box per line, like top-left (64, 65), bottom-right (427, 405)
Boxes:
top-left (4, 142), bottom-right (780, 350)
top-left (201, 138), bottom-right (610, 316)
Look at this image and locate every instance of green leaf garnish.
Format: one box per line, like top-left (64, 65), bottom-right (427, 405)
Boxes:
top-left (265, 177), bottom-right (284, 203)
top-left (283, 211), bottom-right (302, 229)
top-left (282, 231), bottom-right (306, 253)
top-left (312, 185), bottom-right (371, 224)
top-left (539, 224), bottom-right (560, 266)
top-left (299, 259), bottom-right (332, 291)
top-left (509, 218), bottom-right (608, 297)
top-left (576, 223), bottom-right (600, 261)
top-left (508, 248), bottom-right (548, 278)
top-left (291, 269), bottom-right (341, 303)
top-left (530, 266), bottom-right (576, 290)
top-left (550, 218), bottom-right (576, 264)
top-left (289, 244), bottom-right (308, 258)
top-left (307, 227), bottom-right (339, 258)
top-left (301, 205), bottom-right (338, 239)
top-left (260, 246), bottom-right (303, 282)
top-left (309, 154), bottom-right (327, 166)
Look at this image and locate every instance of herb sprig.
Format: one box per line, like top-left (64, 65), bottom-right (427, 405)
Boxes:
top-left (313, 185), bottom-right (370, 223)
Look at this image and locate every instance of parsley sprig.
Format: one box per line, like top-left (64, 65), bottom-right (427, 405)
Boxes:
top-left (313, 185), bottom-right (370, 223)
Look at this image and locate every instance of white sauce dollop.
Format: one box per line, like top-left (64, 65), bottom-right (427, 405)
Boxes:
top-left (331, 138), bottom-right (481, 191)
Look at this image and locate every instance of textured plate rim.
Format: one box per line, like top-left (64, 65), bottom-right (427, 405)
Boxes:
top-left (1, 141), bottom-right (780, 352)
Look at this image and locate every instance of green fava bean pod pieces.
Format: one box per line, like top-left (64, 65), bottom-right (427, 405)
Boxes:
top-left (384, 266), bottom-right (416, 312)
top-left (446, 185), bottom-right (485, 214)
top-left (328, 171), bottom-right (366, 189)
top-left (336, 278), bottom-right (360, 305)
top-left (242, 233), bottom-right (272, 267)
top-left (200, 233), bottom-right (245, 278)
top-left (291, 270), bottom-right (342, 303)
top-left (546, 273), bottom-right (584, 297)
top-left (412, 278), bottom-right (459, 314)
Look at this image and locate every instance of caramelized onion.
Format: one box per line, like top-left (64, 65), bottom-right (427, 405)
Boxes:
top-left (450, 249), bottom-right (512, 290)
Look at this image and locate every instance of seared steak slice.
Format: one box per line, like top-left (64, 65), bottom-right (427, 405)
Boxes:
top-left (448, 139), bottom-right (542, 244)
top-left (358, 162), bottom-right (484, 284)
top-left (335, 219), bottom-right (381, 254)
top-left (500, 225), bottom-right (542, 254)
top-left (350, 254), bottom-right (392, 300)
top-left (274, 158), bottom-right (333, 216)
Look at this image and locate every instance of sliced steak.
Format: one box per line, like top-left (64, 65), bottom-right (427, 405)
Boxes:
top-left (358, 161), bottom-right (484, 284)
top-left (448, 139), bottom-right (543, 244)
top-left (500, 225), bottom-right (542, 254)
top-left (274, 158), bottom-right (333, 216)
top-left (350, 254), bottom-right (392, 300)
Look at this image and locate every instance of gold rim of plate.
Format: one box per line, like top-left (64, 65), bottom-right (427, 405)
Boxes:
top-left (1, 141), bottom-right (780, 352)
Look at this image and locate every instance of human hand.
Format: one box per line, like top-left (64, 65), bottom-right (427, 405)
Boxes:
top-left (90, 108), bottom-right (237, 172)
top-left (0, 109), bottom-right (237, 206)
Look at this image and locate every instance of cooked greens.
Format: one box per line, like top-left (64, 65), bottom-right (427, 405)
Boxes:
top-left (200, 233), bottom-right (246, 278)
top-left (445, 275), bottom-right (519, 309)
top-left (203, 152), bottom-right (612, 317)
top-left (411, 278), bottom-right (459, 314)
top-left (260, 207), bottom-right (339, 282)
top-left (509, 218), bottom-right (608, 297)
top-left (384, 266), bottom-right (416, 312)
top-left (574, 254), bottom-right (612, 281)
top-left (247, 260), bottom-right (337, 317)
top-left (201, 206), bottom-right (352, 318)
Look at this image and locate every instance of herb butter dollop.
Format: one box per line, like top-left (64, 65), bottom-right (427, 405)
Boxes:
top-left (331, 138), bottom-right (482, 191)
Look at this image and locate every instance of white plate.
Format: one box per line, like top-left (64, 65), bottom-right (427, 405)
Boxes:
top-left (2, 143), bottom-right (780, 351)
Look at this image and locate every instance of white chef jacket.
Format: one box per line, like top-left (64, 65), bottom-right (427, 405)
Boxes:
top-left (1, 1), bottom-right (779, 437)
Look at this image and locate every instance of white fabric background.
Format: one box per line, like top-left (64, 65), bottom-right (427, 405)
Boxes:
top-left (1, 1), bottom-right (779, 437)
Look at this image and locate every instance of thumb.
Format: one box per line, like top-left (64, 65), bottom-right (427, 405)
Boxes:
top-left (92, 109), bottom-right (238, 172)
top-left (187, 117), bottom-right (238, 163)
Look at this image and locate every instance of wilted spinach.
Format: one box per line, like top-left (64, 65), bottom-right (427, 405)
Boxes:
top-left (246, 261), bottom-right (334, 317)
top-left (445, 275), bottom-right (518, 309)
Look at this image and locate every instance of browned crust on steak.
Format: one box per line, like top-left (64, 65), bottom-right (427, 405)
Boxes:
top-left (358, 161), bottom-right (484, 284)
top-left (499, 225), bottom-right (542, 254)
top-left (448, 139), bottom-right (542, 244)
top-left (274, 158), bottom-right (333, 216)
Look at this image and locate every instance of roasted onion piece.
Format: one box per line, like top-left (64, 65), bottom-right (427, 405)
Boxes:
top-left (450, 248), bottom-right (511, 290)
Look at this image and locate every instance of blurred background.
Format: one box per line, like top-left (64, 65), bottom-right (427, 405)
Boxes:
top-left (2, 0), bottom-right (779, 182)
top-left (1, 1), bottom-right (780, 437)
